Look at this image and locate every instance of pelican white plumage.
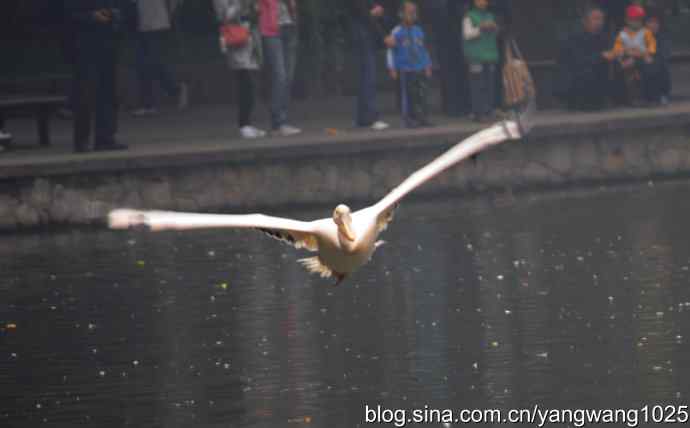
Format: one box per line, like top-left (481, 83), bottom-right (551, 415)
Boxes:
top-left (109, 104), bottom-right (534, 284)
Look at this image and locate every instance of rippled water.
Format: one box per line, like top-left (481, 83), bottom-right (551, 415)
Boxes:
top-left (1, 181), bottom-right (689, 427)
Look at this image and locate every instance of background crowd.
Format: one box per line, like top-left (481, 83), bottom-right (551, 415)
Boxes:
top-left (0, 0), bottom-right (679, 154)
top-left (556, 3), bottom-right (673, 111)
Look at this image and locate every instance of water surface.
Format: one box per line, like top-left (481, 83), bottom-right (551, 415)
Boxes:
top-left (1, 181), bottom-right (689, 427)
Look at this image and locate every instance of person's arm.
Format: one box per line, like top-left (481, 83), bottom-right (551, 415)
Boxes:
top-left (387, 27), bottom-right (399, 79)
top-left (611, 33), bottom-right (624, 57)
top-left (645, 30), bottom-right (657, 56)
top-left (64, 0), bottom-right (109, 25)
top-left (463, 16), bottom-right (480, 41)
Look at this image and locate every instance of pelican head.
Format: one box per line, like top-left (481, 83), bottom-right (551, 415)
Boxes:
top-left (333, 204), bottom-right (355, 242)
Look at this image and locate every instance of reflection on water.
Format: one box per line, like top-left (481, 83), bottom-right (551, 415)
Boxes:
top-left (1, 181), bottom-right (689, 427)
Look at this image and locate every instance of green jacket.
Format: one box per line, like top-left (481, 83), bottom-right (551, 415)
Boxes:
top-left (463, 9), bottom-right (499, 64)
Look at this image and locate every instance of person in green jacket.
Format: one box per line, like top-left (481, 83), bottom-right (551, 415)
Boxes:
top-left (463, 0), bottom-right (500, 122)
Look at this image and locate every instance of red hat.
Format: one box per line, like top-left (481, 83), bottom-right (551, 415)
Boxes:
top-left (626, 4), bottom-right (646, 19)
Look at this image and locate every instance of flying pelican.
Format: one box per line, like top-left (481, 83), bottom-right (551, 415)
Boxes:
top-left (109, 103), bottom-right (533, 284)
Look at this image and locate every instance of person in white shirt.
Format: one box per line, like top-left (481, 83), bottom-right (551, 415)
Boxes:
top-left (131, 0), bottom-right (188, 116)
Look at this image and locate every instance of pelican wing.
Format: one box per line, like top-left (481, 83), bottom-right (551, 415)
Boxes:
top-left (108, 209), bottom-right (320, 251)
top-left (372, 120), bottom-right (524, 224)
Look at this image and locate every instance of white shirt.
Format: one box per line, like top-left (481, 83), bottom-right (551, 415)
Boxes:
top-left (137, 0), bottom-right (172, 32)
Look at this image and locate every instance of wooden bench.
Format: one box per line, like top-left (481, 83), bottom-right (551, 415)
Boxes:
top-left (0, 96), bottom-right (67, 148)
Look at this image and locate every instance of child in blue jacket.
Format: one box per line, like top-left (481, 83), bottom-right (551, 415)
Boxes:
top-left (386, 1), bottom-right (433, 128)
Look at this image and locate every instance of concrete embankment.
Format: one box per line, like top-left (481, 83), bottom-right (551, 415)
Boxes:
top-left (1, 104), bottom-right (689, 230)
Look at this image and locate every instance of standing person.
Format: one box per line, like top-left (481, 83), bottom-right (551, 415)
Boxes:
top-left (65, 0), bottom-right (133, 153)
top-left (259, 0), bottom-right (301, 136)
top-left (131, 0), bottom-right (189, 117)
top-left (644, 13), bottom-right (671, 105)
top-left (386, 1), bottom-right (433, 128)
top-left (427, 0), bottom-right (468, 116)
top-left (463, 0), bottom-right (500, 122)
top-left (556, 6), bottom-right (615, 111)
top-left (347, 1), bottom-right (390, 131)
top-left (213, 0), bottom-right (267, 139)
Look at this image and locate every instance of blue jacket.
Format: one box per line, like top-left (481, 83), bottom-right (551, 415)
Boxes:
top-left (386, 24), bottom-right (432, 72)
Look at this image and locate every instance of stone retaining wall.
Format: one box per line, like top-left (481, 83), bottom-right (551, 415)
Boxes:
top-left (1, 114), bottom-right (689, 230)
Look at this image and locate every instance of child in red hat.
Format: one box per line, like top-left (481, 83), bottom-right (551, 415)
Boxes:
top-left (610, 4), bottom-right (657, 105)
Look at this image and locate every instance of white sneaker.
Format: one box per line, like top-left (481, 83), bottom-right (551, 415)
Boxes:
top-left (371, 121), bottom-right (389, 131)
top-left (177, 83), bottom-right (189, 110)
top-left (131, 107), bottom-right (158, 117)
top-left (274, 124), bottom-right (302, 137)
top-left (240, 126), bottom-right (267, 139)
top-left (0, 130), bottom-right (12, 140)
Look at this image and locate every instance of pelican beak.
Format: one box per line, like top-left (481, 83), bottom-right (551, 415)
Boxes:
top-left (340, 217), bottom-right (356, 242)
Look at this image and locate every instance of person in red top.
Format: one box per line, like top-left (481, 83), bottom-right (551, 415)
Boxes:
top-left (259, 0), bottom-right (301, 136)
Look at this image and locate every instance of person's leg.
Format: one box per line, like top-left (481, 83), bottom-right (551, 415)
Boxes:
top-left (407, 72), bottom-right (422, 124)
top-left (468, 63), bottom-right (484, 118)
top-left (281, 24), bottom-right (299, 90)
top-left (485, 63), bottom-right (497, 116)
top-left (399, 72), bottom-right (412, 127)
top-left (415, 73), bottom-right (430, 124)
top-left (135, 32), bottom-right (155, 109)
top-left (641, 61), bottom-right (659, 103)
top-left (151, 30), bottom-right (180, 98)
top-left (94, 38), bottom-right (121, 148)
top-left (236, 69), bottom-right (255, 128)
top-left (72, 38), bottom-right (93, 151)
top-left (660, 63), bottom-right (671, 99)
top-left (263, 35), bottom-right (288, 130)
top-left (355, 23), bottom-right (379, 127)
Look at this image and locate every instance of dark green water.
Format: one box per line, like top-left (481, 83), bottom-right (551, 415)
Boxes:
top-left (1, 181), bottom-right (689, 427)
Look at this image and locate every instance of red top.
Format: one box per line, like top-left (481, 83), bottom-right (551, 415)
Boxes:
top-left (259, 0), bottom-right (280, 36)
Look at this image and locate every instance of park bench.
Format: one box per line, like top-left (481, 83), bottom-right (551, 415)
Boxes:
top-left (0, 95), bottom-right (67, 148)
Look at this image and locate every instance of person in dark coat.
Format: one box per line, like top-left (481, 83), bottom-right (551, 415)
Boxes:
top-left (556, 6), bottom-right (616, 111)
top-left (346, 0), bottom-right (393, 130)
top-left (64, 0), bottom-right (134, 153)
top-left (426, 0), bottom-right (468, 116)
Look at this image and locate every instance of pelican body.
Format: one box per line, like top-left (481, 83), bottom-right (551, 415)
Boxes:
top-left (109, 105), bottom-right (533, 284)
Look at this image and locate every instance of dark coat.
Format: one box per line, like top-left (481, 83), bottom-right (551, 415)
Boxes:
top-left (64, 0), bottom-right (136, 34)
top-left (556, 30), bottom-right (610, 97)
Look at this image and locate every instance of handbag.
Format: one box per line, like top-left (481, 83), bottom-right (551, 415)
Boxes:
top-left (502, 38), bottom-right (536, 108)
top-left (220, 23), bottom-right (250, 48)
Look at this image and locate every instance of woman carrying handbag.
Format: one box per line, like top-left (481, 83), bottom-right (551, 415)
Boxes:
top-left (213, 0), bottom-right (267, 139)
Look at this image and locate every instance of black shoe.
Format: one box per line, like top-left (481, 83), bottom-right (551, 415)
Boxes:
top-left (74, 146), bottom-right (91, 154)
top-left (74, 142), bottom-right (90, 153)
top-left (94, 142), bottom-right (128, 152)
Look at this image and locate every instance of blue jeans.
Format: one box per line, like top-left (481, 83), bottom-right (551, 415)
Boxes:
top-left (263, 25), bottom-right (298, 129)
top-left (135, 30), bottom-right (179, 109)
top-left (352, 21), bottom-right (380, 127)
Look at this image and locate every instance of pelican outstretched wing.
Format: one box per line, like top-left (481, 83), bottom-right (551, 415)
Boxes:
top-left (108, 209), bottom-right (320, 251)
top-left (372, 118), bottom-right (526, 225)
